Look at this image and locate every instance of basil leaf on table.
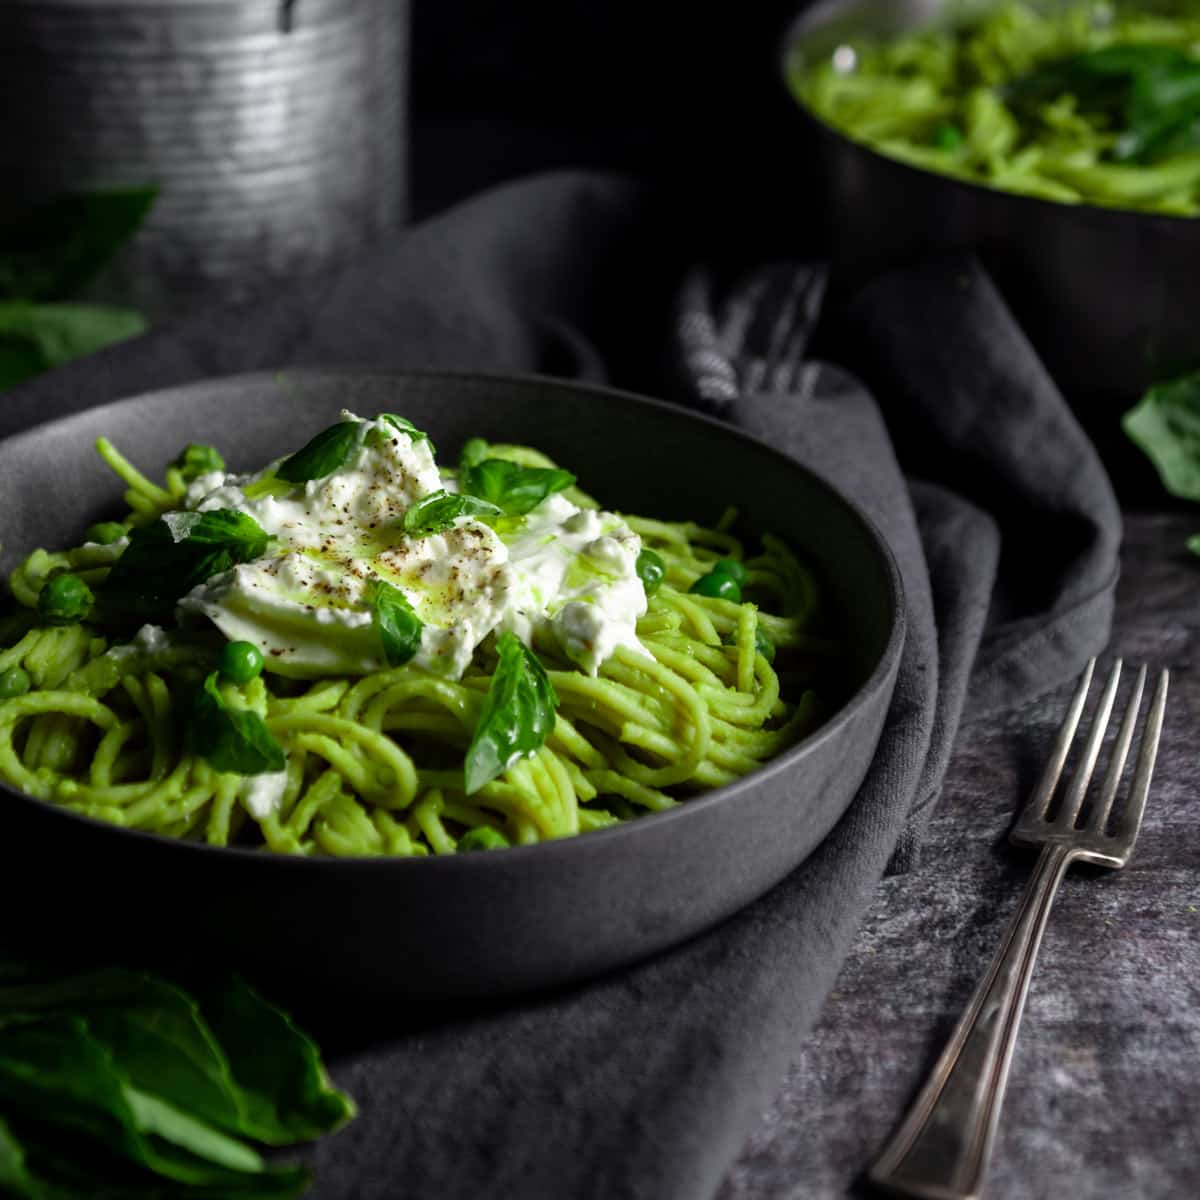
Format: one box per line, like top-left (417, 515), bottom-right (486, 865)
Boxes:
top-left (0, 969), bottom-right (354, 1146)
top-left (276, 420), bottom-right (361, 484)
top-left (195, 976), bottom-right (356, 1144)
top-left (190, 673), bottom-right (286, 775)
top-left (368, 579), bottom-right (423, 667)
top-left (401, 490), bottom-right (502, 537)
top-left (0, 187), bottom-right (158, 301)
top-left (1123, 370), bottom-right (1200, 500)
top-left (0, 1019), bottom-right (305, 1192)
top-left (465, 631), bottom-right (559, 794)
top-left (0, 301), bottom-right (146, 390)
top-left (460, 458), bottom-right (576, 516)
top-left (102, 509), bottom-right (272, 624)
top-left (0, 968), bottom-right (351, 1197)
top-left (1124, 370), bottom-right (1200, 555)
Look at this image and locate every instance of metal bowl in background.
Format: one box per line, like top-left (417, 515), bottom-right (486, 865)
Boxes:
top-left (0, 0), bottom-right (407, 321)
top-left (0, 370), bottom-right (904, 1001)
top-left (782, 0), bottom-right (1200, 407)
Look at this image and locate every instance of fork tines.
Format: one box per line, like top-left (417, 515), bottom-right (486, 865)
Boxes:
top-left (1012, 658), bottom-right (1168, 867)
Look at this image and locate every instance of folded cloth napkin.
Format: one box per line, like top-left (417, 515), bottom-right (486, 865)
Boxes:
top-left (0, 171), bottom-right (1120, 1199)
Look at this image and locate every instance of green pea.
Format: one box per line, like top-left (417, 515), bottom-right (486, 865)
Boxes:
top-left (0, 667), bottom-right (31, 699)
top-left (754, 627), bottom-right (776, 663)
top-left (636, 549), bottom-right (665, 596)
top-left (933, 123), bottom-right (963, 151)
top-left (458, 826), bottom-right (510, 852)
top-left (173, 443), bottom-right (225, 482)
top-left (689, 569), bottom-right (741, 602)
top-left (219, 641), bottom-right (265, 685)
top-left (713, 558), bottom-right (747, 586)
top-left (84, 521), bottom-right (127, 545)
top-left (37, 574), bottom-right (94, 626)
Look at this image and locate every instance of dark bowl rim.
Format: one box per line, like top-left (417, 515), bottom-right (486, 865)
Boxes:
top-left (0, 366), bottom-right (907, 872)
top-left (780, 0), bottom-right (1200, 232)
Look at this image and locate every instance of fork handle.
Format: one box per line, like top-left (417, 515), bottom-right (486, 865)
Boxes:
top-left (869, 844), bottom-right (1075, 1200)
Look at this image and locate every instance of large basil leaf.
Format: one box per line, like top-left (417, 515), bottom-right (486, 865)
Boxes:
top-left (275, 420), bottom-right (361, 484)
top-left (102, 509), bottom-right (271, 624)
top-left (0, 187), bottom-right (158, 301)
top-left (465, 632), bottom-right (558, 794)
top-left (190, 673), bottom-right (286, 775)
top-left (460, 458), bottom-right (575, 516)
top-left (195, 977), bottom-right (356, 1144)
top-left (0, 301), bottom-right (146, 391)
top-left (401, 490), bottom-right (501, 537)
top-left (1123, 370), bottom-right (1200, 501)
top-left (0, 1018), bottom-right (309, 1192)
top-left (0, 969), bottom-right (354, 1151)
top-left (368, 579), bottom-right (422, 666)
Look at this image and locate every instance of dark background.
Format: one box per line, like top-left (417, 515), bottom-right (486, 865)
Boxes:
top-left (408, 0), bottom-right (811, 229)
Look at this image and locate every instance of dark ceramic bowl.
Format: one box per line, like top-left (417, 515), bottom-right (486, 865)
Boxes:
top-left (0, 370), bottom-right (904, 1000)
top-left (783, 0), bottom-right (1200, 407)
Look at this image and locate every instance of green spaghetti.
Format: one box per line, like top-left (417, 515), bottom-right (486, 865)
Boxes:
top-left (791, 1), bottom-right (1200, 216)
top-left (0, 413), bottom-right (833, 857)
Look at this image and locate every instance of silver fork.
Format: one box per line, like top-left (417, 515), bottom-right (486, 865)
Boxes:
top-left (869, 658), bottom-right (1169, 1200)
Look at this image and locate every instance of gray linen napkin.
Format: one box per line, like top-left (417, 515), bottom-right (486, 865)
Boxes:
top-left (0, 171), bottom-right (1120, 1198)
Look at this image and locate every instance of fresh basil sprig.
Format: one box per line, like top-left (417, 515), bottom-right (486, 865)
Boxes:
top-left (0, 967), bottom-right (353, 1197)
top-left (275, 420), bottom-right (361, 484)
top-left (402, 490), bottom-right (502, 537)
top-left (190, 673), bottom-right (286, 775)
top-left (465, 632), bottom-right (558, 794)
top-left (368, 579), bottom-right (423, 666)
top-left (102, 509), bottom-right (272, 623)
top-left (460, 459), bottom-right (576, 517)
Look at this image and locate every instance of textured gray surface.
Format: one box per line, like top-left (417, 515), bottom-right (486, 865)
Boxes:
top-left (721, 511), bottom-right (1200, 1199)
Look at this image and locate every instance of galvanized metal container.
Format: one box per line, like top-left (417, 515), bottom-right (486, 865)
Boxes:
top-left (0, 0), bottom-right (408, 318)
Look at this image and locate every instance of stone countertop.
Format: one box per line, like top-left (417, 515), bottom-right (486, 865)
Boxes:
top-left (721, 511), bottom-right (1200, 1200)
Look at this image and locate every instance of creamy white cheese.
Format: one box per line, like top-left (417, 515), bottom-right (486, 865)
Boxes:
top-left (177, 412), bottom-right (647, 678)
top-left (239, 769), bottom-right (289, 819)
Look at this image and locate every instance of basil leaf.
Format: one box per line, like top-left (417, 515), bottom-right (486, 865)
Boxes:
top-left (0, 1018), bottom-right (309, 1192)
top-left (275, 419), bottom-right (360, 484)
top-left (465, 632), bottom-right (558, 794)
top-left (402, 490), bottom-right (502, 536)
top-left (162, 509), bottom-right (270, 550)
top-left (459, 436), bottom-right (489, 471)
top-left (1123, 370), bottom-right (1200, 501)
top-left (369, 579), bottom-right (422, 666)
top-left (378, 412), bottom-right (435, 453)
top-left (0, 187), bottom-right (158, 301)
top-left (1188, 534), bottom-right (1200, 557)
top-left (195, 976), bottom-right (356, 1144)
top-left (461, 458), bottom-right (576, 516)
top-left (103, 509), bottom-right (271, 624)
top-left (190, 673), bottom-right (286, 775)
top-left (0, 301), bottom-right (146, 391)
top-left (0, 968), bottom-right (354, 1149)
